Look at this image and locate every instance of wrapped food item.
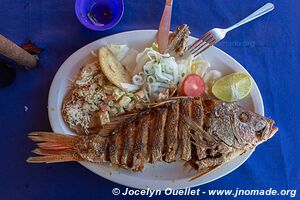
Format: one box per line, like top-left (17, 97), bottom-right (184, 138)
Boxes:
top-left (0, 35), bottom-right (38, 69)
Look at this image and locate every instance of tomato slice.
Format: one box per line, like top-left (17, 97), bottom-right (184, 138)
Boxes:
top-left (181, 74), bottom-right (206, 97)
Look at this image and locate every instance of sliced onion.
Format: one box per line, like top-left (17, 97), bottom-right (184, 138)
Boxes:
top-left (143, 60), bottom-right (156, 75)
top-left (120, 83), bottom-right (140, 92)
top-left (133, 48), bottom-right (152, 75)
top-left (147, 76), bottom-right (156, 83)
top-left (203, 70), bottom-right (222, 84)
top-left (132, 74), bottom-right (145, 86)
top-left (149, 82), bottom-right (170, 88)
top-left (138, 72), bottom-right (145, 76)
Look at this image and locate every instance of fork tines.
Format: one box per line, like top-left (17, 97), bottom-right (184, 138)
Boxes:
top-left (187, 32), bottom-right (217, 57)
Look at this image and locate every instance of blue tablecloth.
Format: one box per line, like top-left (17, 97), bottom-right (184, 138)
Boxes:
top-left (0, 0), bottom-right (299, 199)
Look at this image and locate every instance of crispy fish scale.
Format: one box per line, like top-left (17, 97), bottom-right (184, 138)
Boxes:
top-left (202, 99), bottom-right (219, 131)
top-left (149, 108), bottom-right (168, 163)
top-left (164, 102), bottom-right (179, 162)
top-left (147, 112), bottom-right (156, 163)
top-left (108, 133), bottom-right (119, 165)
top-left (96, 136), bottom-right (109, 163)
top-left (77, 135), bottom-right (108, 163)
top-left (178, 98), bottom-right (192, 161)
top-left (191, 98), bottom-right (206, 160)
top-left (132, 115), bottom-right (150, 171)
top-left (108, 127), bottom-right (127, 165)
top-left (120, 122), bottom-right (137, 168)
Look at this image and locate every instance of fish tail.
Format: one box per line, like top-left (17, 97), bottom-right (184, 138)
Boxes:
top-left (27, 132), bottom-right (82, 163)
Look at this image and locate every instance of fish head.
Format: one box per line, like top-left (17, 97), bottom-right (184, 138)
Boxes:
top-left (233, 106), bottom-right (278, 145)
top-left (210, 102), bottom-right (278, 147)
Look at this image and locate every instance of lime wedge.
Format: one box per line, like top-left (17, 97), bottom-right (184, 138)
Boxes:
top-left (212, 72), bottom-right (253, 102)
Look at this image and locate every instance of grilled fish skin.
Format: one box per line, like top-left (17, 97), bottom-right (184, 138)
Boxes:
top-left (191, 98), bottom-right (206, 160)
top-left (178, 98), bottom-right (192, 161)
top-left (149, 108), bottom-right (168, 163)
top-left (163, 101), bottom-right (179, 162)
top-left (132, 115), bottom-right (150, 171)
top-left (27, 97), bottom-right (278, 179)
top-left (120, 122), bottom-right (137, 168)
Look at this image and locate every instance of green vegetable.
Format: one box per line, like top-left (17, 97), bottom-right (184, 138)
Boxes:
top-left (113, 88), bottom-right (125, 101)
top-left (118, 96), bottom-right (131, 107)
top-left (109, 108), bottom-right (118, 116)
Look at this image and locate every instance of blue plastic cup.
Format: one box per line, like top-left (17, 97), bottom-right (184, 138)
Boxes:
top-left (75, 0), bottom-right (124, 31)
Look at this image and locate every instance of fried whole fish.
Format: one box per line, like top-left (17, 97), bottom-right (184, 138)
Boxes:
top-left (27, 97), bottom-right (278, 179)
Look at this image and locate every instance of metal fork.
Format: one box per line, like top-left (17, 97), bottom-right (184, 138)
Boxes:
top-left (188, 3), bottom-right (274, 57)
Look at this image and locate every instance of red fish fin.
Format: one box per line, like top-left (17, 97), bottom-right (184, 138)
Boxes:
top-left (27, 132), bottom-right (81, 163)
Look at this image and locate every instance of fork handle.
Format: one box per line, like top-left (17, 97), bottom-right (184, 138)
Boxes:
top-left (226, 3), bottom-right (274, 32)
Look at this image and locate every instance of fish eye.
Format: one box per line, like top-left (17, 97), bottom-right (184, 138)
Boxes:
top-left (239, 112), bottom-right (249, 123)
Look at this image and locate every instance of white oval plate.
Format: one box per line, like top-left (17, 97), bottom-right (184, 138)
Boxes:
top-left (48, 30), bottom-right (264, 190)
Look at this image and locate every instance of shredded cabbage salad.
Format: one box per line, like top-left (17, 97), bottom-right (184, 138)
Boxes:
top-left (131, 48), bottom-right (181, 99)
top-left (106, 44), bottom-right (221, 100)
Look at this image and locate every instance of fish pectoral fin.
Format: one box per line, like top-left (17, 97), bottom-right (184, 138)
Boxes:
top-left (189, 156), bottom-right (225, 181)
top-left (183, 116), bottom-right (202, 132)
top-left (183, 116), bottom-right (215, 143)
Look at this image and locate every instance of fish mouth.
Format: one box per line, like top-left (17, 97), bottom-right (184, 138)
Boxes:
top-left (269, 120), bottom-right (279, 138)
top-left (261, 120), bottom-right (278, 141)
top-left (255, 119), bottom-right (278, 143)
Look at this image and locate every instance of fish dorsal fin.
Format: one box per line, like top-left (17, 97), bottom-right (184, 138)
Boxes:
top-left (99, 97), bottom-right (189, 136)
top-left (144, 96), bottom-right (190, 108)
top-left (98, 112), bottom-right (139, 136)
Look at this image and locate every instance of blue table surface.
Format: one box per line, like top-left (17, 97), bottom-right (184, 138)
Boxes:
top-left (0, 0), bottom-right (299, 199)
